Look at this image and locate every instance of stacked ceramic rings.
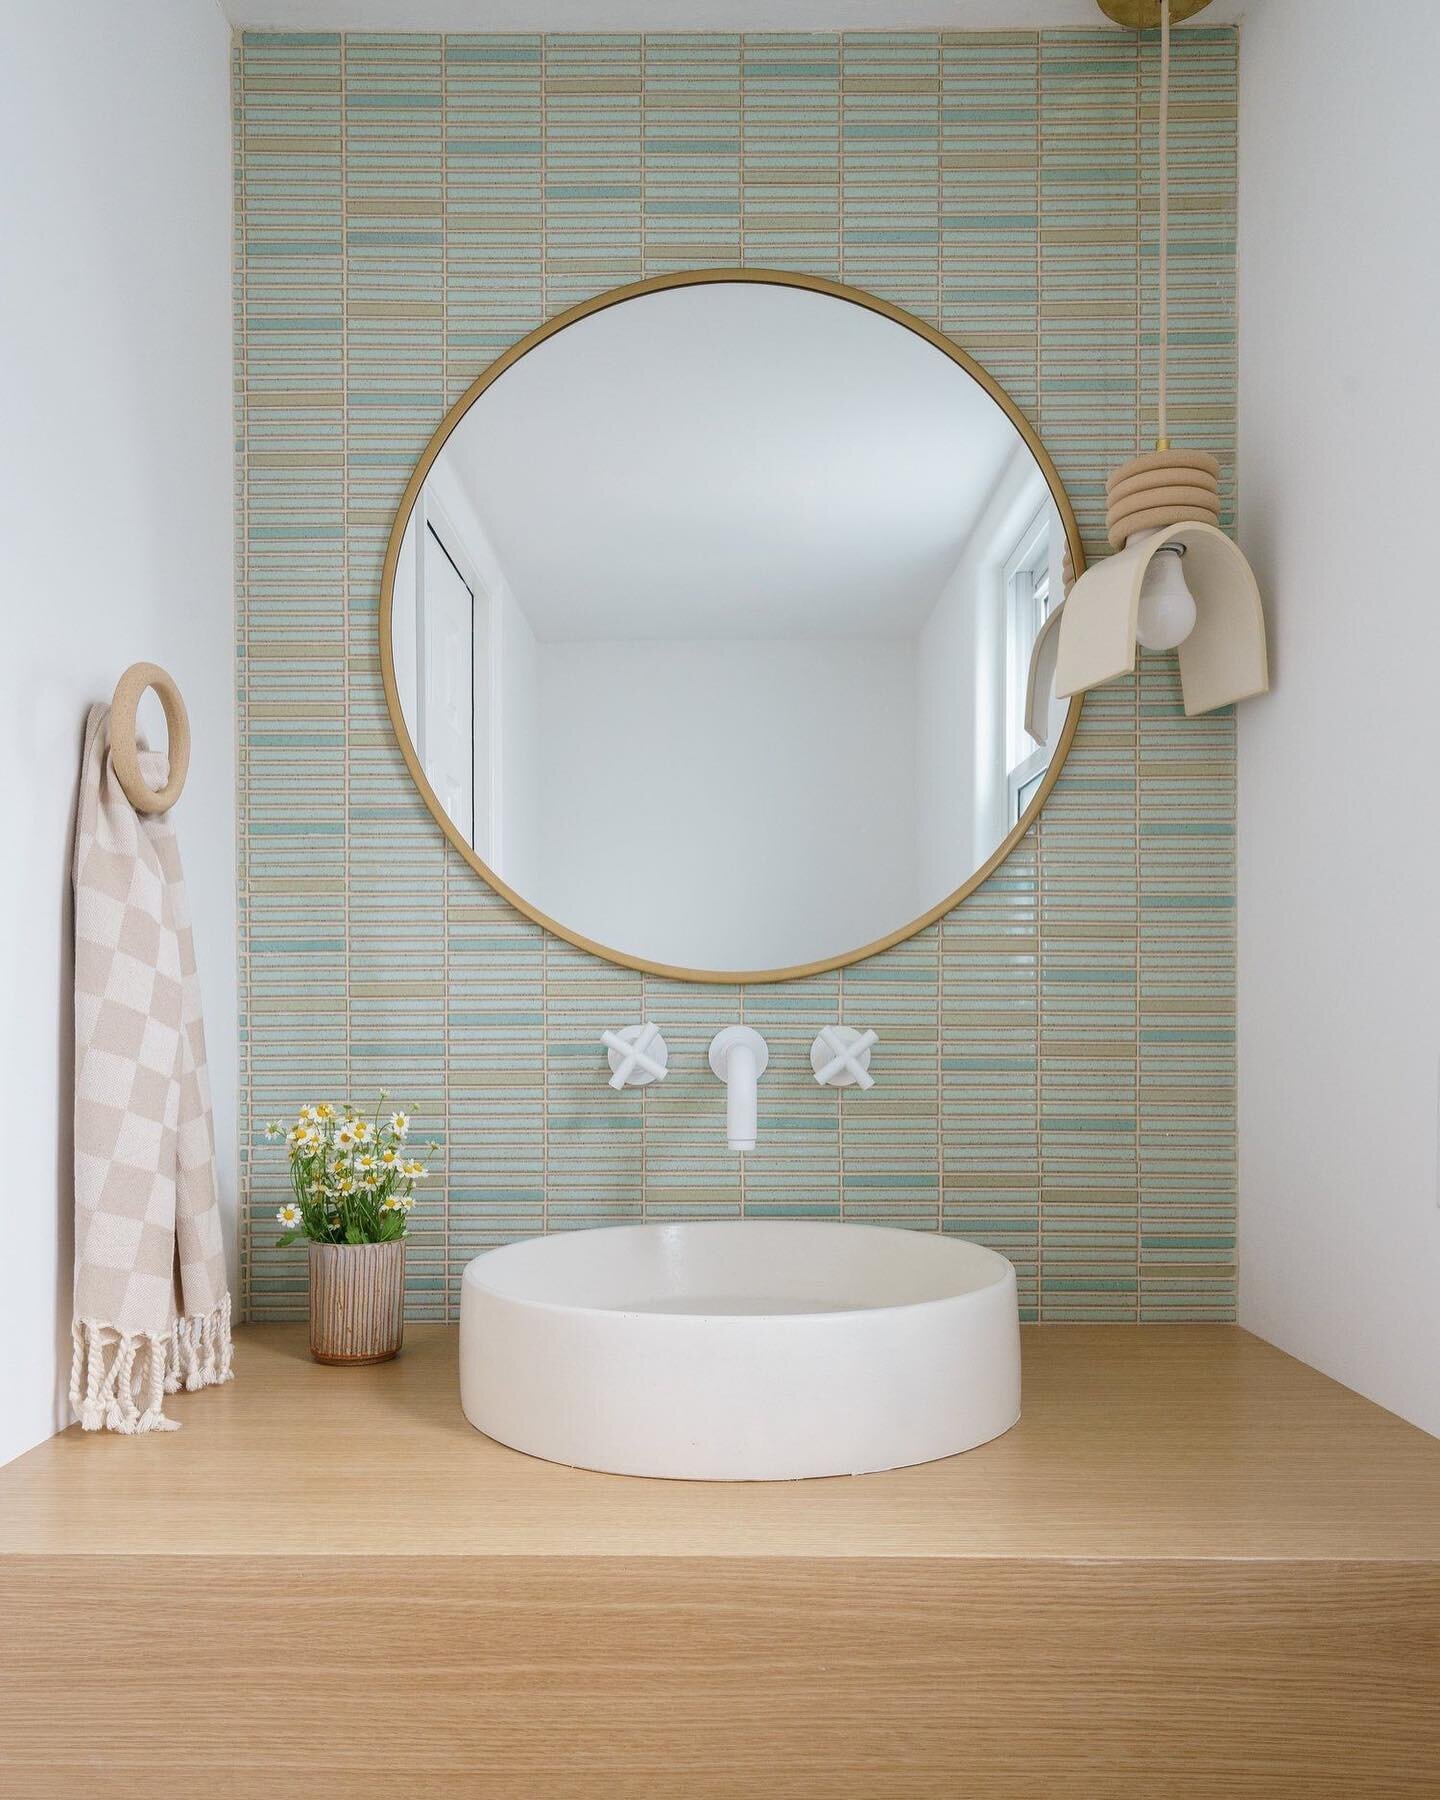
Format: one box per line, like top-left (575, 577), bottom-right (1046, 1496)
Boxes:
top-left (1105, 447), bottom-right (1221, 550)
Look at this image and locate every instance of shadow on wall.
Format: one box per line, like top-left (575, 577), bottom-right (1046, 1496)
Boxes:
top-left (50, 716), bottom-right (81, 1438)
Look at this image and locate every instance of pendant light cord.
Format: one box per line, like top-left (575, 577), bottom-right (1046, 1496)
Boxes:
top-left (1157, 0), bottom-right (1171, 449)
top-left (1100, 0), bottom-right (1223, 562)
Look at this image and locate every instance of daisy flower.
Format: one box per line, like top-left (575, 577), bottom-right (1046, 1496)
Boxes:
top-left (389, 1112), bottom-right (410, 1139)
top-left (264, 1121), bottom-right (284, 1141)
top-left (335, 1124), bottom-right (357, 1149)
top-left (276, 1202), bottom-right (303, 1229)
top-left (353, 1154), bottom-right (379, 1185)
top-left (351, 1119), bottom-right (374, 1145)
top-left (401, 1160), bottom-right (427, 1180)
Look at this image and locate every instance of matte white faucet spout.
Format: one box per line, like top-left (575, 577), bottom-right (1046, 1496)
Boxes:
top-left (707, 1027), bottom-right (770, 1153)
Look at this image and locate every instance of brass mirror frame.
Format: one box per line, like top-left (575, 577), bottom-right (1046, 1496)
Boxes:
top-left (379, 267), bottom-right (1086, 986)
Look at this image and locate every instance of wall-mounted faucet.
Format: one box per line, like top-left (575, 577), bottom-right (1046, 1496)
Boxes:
top-left (707, 1027), bottom-right (769, 1153)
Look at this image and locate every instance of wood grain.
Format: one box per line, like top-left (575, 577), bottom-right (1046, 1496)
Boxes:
top-left (3, 1556), bottom-right (1438, 1798)
top-left (5, 1326), bottom-right (1439, 1795)
top-left (3, 1325), bottom-right (1438, 1563)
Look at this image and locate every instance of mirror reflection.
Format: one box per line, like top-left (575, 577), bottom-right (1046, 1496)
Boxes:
top-left (388, 278), bottom-right (1073, 975)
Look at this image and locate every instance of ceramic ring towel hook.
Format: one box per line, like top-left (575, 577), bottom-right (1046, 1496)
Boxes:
top-left (109, 662), bottom-right (190, 815)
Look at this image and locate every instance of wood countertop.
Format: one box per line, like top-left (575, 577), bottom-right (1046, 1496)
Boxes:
top-left (7, 1325), bottom-right (1440, 1797)
top-left (5, 1322), bottom-right (1439, 1564)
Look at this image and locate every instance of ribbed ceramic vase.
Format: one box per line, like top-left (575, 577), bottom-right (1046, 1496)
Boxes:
top-left (308, 1241), bottom-right (405, 1365)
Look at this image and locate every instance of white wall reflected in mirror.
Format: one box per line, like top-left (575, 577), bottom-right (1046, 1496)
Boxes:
top-left (388, 279), bottom-right (1072, 974)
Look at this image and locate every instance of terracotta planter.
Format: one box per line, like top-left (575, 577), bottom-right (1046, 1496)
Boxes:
top-left (308, 1240), bottom-right (405, 1365)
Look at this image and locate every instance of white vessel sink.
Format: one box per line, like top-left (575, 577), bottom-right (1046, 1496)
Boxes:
top-left (459, 1221), bottom-right (1020, 1481)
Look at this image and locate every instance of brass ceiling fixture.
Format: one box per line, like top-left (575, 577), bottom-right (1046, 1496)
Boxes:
top-left (1049, 0), bottom-right (1267, 719)
top-left (1097, 0), bottom-right (1212, 25)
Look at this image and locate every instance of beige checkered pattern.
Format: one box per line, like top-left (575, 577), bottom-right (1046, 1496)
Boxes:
top-left (70, 705), bottom-right (232, 1433)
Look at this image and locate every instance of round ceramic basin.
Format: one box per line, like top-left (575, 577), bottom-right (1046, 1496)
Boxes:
top-left (459, 1221), bottom-right (1020, 1480)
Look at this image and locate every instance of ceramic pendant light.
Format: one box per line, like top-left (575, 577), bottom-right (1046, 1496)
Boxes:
top-left (1049, 0), bottom-right (1268, 719)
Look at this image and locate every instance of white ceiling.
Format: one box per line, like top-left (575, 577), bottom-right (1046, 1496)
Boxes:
top-left (437, 281), bottom-right (1030, 642)
top-left (224, 1), bottom-right (1254, 29)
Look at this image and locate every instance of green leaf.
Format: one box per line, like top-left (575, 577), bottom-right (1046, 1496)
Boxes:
top-left (276, 1231), bottom-right (302, 1248)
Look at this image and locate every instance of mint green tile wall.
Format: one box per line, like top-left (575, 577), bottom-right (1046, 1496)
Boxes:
top-left (235, 28), bottom-right (1238, 1323)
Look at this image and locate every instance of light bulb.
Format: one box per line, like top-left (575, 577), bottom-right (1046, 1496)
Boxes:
top-left (1134, 542), bottom-right (1197, 652)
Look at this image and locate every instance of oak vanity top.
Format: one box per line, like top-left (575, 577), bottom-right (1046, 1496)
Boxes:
top-left (5, 1324), bottom-right (1439, 1564)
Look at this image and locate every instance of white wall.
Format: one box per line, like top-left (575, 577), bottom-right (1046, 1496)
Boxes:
top-left (0, 0), bottom-right (234, 1466)
top-left (539, 639), bottom-right (919, 969)
top-left (1237, 0), bottom-right (1440, 1435)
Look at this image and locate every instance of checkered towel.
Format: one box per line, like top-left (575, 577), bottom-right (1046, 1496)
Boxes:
top-left (70, 704), bottom-right (233, 1433)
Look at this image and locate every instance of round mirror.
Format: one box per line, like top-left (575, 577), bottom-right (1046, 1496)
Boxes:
top-left (381, 271), bottom-right (1083, 982)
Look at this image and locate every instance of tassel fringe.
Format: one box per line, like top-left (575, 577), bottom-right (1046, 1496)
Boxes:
top-left (165, 1290), bottom-right (235, 1394)
top-left (70, 1295), bottom-right (234, 1434)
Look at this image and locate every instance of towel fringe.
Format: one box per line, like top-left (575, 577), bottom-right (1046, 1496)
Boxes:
top-left (71, 1297), bottom-right (234, 1434)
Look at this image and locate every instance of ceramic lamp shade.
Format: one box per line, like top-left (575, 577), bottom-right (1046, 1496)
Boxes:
top-left (1053, 521), bottom-right (1269, 718)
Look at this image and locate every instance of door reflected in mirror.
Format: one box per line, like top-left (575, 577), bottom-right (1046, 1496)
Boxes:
top-left (385, 274), bottom-right (1079, 978)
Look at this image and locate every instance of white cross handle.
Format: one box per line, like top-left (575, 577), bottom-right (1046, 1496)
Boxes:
top-left (811, 1026), bottom-right (878, 1090)
top-left (602, 1022), bottom-right (669, 1090)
